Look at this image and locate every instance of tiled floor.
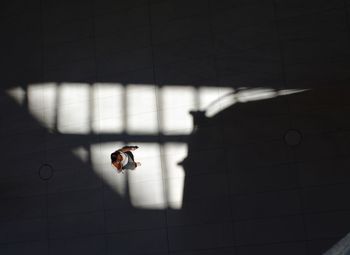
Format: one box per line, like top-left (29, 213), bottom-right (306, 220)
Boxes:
top-left (1, 0), bottom-right (350, 254)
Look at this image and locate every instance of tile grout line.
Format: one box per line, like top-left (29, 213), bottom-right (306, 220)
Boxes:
top-left (39, 0), bottom-right (51, 254)
top-left (207, 0), bottom-right (239, 251)
top-left (147, 1), bottom-right (171, 254)
top-left (272, 3), bottom-right (309, 252)
top-left (89, 0), bottom-right (109, 254)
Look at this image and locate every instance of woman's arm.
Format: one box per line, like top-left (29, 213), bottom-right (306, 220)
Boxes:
top-left (118, 146), bottom-right (139, 152)
top-left (112, 161), bottom-right (122, 171)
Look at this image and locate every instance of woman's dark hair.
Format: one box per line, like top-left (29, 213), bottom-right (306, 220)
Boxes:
top-left (111, 153), bottom-right (118, 163)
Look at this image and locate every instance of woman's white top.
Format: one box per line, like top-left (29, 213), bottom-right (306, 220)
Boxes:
top-left (119, 151), bottom-right (129, 167)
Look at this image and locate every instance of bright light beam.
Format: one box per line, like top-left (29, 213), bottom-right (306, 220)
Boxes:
top-left (57, 83), bottom-right (90, 134)
top-left (126, 84), bottom-right (158, 134)
top-left (92, 83), bottom-right (124, 133)
top-left (7, 82), bottom-right (306, 210)
top-left (161, 86), bottom-right (196, 135)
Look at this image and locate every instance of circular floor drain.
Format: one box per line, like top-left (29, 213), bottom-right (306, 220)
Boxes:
top-left (284, 129), bottom-right (302, 146)
top-left (39, 164), bottom-right (53, 180)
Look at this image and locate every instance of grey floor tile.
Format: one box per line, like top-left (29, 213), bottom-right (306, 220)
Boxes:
top-left (152, 16), bottom-right (210, 45)
top-left (0, 241), bottom-right (48, 255)
top-left (0, 218), bottom-right (47, 243)
top-left (305, 211), bottom-right (350, 240)
top-left (335, 131), bottom-right (350, 157)
top-left (50, 236), bottom-right (106, 255)
top-left (49, 212), bottom-right (104, 239)
top-left (302, 184), bottom-right (350, 212)
top-left (285, 60), bottom-right (350, 88)
top-left (181, 148), bottom-right (227, 175)
top-left (155, 58), bottom-right (216, 85)
top-left (1, 131), bottom-right (46, 157)
top-left (97, 47), bottom-right (153, 77)
top-left (0, 196), bottom-right (46, 222)
top-left (182, 173), bottom-right (230, 201)
top-left (168, 222), bottom-right (234, 252)
top-left (43, 60), bottom-right (96, 82)
top-left (45, 149), bottom-right (93, 171)
top-left (44, 39), bottom-right (95, 69)
top-left (43, 0), bottom-right (92, 27)
top-left (48, 188), bottom-right (104, 216)
top-left (44, 18), bottom-right (93, 45)
top-left (274, 0), bottom-right (344, 19)
top-left (105, 208), bottom-right (166, 233)
top-left (211, 5), bottom-right (274, 33)
top-left (93, 0), bottom-right (148, 17)
top-left (229, 140), bottom-right (291, 168)
top-left (290, 108), bottom-right (344, 135)
top-left (167, 196), bottom-right (232, 226)
top-left (153, 35), bottom-right (211, 66)
top-left (151, 0), bottom-right (208, 25)
top-left (107, 229), bottom-right (168, 254)
top-left (209, 0), bottom-right (271, 13)
top-left (95, 26), bottom-right (151, 57)
top-left (0, 175), bottom-right (47, 199)
top-left (307, 238), bottom-right (338, 255)
top-left (233, 189), bottom-right (301, 220)
top-left (237, 242), bottom-right (307, 255)
top-left (47, 168), bottom-right (102, 194)
top-left (169, 246), bottom-right (236, 255)
top-left (230, 164), bottom-right (299, 194)
top-left (298, 158), bottom-right (350, 187)
top-left (283, 36), bottom-right (350, 65)
top-left (94, 5), bottom-right (149, 36)
top-left (278, 9), bottom-right (347, 40)
top-left (1, 152), bottom-right (45, 180)
top-left (235, 215), bottom-right (305, 245)
top-left (293, 134), bottom-right (339, 162)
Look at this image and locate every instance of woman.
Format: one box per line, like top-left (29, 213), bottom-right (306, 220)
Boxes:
top-left (111, 145), bottom-right (141, 173)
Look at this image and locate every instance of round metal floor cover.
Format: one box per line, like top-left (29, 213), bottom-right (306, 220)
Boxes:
top-left (39, 164), bottom-right (54, 180)
top-left (284, 129), bottom-right (302, 146)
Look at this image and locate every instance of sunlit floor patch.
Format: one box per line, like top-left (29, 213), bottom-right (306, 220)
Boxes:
top-left (6, 82), bottom-right (307, 210)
